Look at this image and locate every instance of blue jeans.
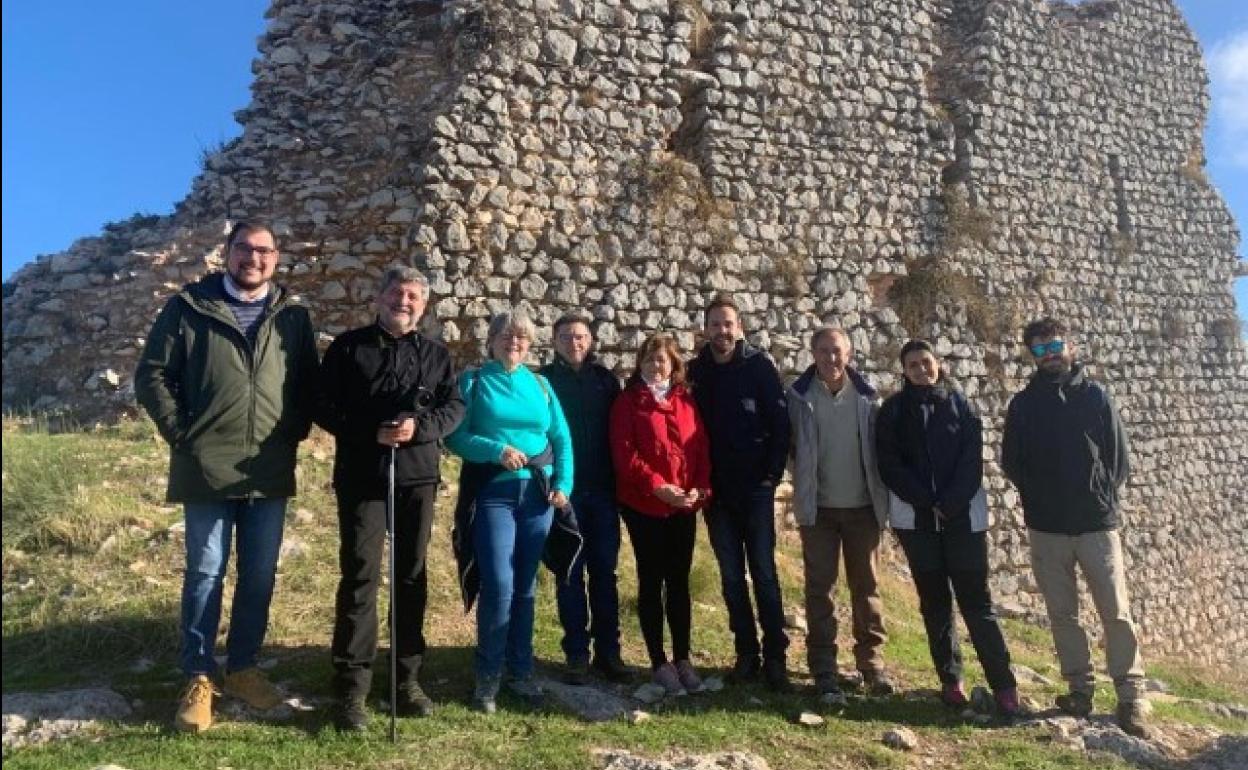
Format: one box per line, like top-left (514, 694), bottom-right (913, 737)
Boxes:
top-left (180, 497), bottom-right (287, 676)
top-left (473, 478), bottom-right (553, 679)
top-left (553, 488), bottom-right (622, 664)
top-left (705, 485), bottom-right (789, 661)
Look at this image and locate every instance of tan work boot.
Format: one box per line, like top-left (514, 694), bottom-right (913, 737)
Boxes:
top-left (175, 675), bottom-right (215, 733)
top-left (223, 667), bottom-right (283, 710)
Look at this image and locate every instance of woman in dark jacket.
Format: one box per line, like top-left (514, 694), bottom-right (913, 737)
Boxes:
top-left (876, 339), bottom-right (1019, 714)
top-left (610, 333), bottom-right (711, 696)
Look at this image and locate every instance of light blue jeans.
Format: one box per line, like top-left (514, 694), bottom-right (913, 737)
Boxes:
top-left (473, 478), bottom-right (553, 680)
top-left (180, 497), bottom-right (287, 676)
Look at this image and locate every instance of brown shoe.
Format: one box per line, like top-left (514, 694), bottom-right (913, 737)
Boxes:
top-left (175, 675), bottom-right (215, 733)
top-left (223, 667), bottom-right (283, 710)
top-left (1117, 701), bottom-right (1153, 740)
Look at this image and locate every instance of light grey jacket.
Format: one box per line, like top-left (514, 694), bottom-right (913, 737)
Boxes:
top-left (785, 365), bottom-right (889, 528)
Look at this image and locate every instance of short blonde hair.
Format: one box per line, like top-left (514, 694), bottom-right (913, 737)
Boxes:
top-left (485, 310), bottom-right (537, 359)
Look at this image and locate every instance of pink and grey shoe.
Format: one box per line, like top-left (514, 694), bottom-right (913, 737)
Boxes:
top-left (652, 663), bottom-right (687, 696)
top-left (994, 687), bottom-right (1021, 717)
top-left (941, 681), bottom-right (969, 708)
top-left (675, 660), bottom-right (704, 693)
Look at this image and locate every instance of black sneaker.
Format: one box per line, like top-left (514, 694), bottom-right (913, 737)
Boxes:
top-left (815, 674), bottom-right (847, 707)
top-left (397, 681), bottom-right (434, 717)
top-left (335, 695), bottom-right (369, 732)
top-left (591, 655), bottom-right (632, 683)
top-left (763, 658), bottom-right (792, 693)
top-left (727, 656), bottom-right (761, 684)
top-left (563, 660), bottom-right (590, 686)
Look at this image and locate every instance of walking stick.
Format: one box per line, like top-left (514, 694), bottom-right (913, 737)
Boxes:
top-left (387, 441), bottom-right (398, 744)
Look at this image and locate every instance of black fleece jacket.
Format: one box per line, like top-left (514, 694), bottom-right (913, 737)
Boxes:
top-left (315, 323), bottom-right (465, 497)
top-left (1002, 363), bottom-right (1130, 534)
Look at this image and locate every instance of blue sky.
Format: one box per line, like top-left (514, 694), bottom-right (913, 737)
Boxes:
top-left (2, 1), bottom-right (1246, 322)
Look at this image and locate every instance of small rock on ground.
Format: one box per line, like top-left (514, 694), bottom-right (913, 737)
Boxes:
top-left (542, 677), bottom-right (633, 722)
top-left (795, 711), bottom-right (825, 727)
top-left (595, 748), bottom-right (771, 770)
top-left (883, 726), bottom-right (919, 751)
top-left (2, 688), bottom-right (132, 748)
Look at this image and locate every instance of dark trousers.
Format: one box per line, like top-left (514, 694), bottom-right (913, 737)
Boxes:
top-left (553, 488), bottom-right (622, 664)
top-left (705, 485), bottom-right (790, 662)
top-left (623, 507), bottom-right (696, 669)
top-left (799, 506), bottom-right (887, 678)
top-left (332, 484), bottom-right (436, 695)
top-left (895, 526), bottom-right (1017, 692)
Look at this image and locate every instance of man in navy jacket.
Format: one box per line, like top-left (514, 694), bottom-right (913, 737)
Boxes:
top-left (1002, 316), bottom-right (1148, 738)
top-left (688, 295), bottom-right (792, 690)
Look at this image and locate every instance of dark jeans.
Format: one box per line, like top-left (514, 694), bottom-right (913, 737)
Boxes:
top-left (552, 488), bottom-right (622, 664)
top-left (623, 507), bottom-right (696, 669)
top-left (332, 485), bottom-right (436, 695)
top-left (705, 485), bottom-right (790, 661)
top-left (895, 526), bottom-right (1017, 692)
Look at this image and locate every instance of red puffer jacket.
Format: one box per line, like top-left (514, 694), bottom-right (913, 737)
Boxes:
top-left (609, 381), bottom-right (711, 517)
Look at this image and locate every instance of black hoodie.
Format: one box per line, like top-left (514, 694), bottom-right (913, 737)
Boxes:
top-left (1002, 363), bottom-right (1130, 534)
top-left (687, 339), bottom-right (791, 495)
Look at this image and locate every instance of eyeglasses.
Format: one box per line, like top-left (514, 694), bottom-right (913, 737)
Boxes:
top-left (1029, 339), bottom-right (1065, 358)
top-left (499, 332), bottom-right (530, 342)
top-left (230, 243), bottom-right (278, 258)
top-left (557, 332), bottom-right (590, 343)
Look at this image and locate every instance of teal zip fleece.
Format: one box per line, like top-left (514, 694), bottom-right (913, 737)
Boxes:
top-left (446, 360), bottom-right (574, 496)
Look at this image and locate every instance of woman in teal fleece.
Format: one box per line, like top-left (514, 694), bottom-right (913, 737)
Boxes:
top-left (447, 309), bottom-right (573, 713)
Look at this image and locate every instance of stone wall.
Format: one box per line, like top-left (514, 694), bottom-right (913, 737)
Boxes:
top-left (3, 0), bottom-right (1245, 662)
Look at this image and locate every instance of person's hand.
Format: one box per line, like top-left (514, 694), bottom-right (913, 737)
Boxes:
top-left (654, 484), bottom-right (684, 507)
top-left (549, 490), bottom-right (569, 509)
top-left (377, 416), bottom-right (416, 447)
top-left (499, 445), bottom-right (527, 471)
top-left (685, 488), bottom-right (704, 506)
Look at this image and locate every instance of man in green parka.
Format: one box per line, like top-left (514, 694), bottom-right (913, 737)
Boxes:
top-left (135, 219), bottom-right (319, 734)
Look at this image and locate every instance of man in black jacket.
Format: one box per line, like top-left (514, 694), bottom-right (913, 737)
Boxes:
top-left (539, 313), bottom-right (627, 684)
top-left (688, 295), bottom-right (792, 690)
top-left (1002, 316), bottom-right (1148, 738)
top-left (316, 267), bottom-right (465, 731)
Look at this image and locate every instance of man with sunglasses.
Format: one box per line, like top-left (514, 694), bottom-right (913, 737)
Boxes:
top-left (136, 219), bottom-right (320, 733)
top-left (315, 266), bottom-right (464, 730)
top-left (1002, 317), bottom-right (1149, 738)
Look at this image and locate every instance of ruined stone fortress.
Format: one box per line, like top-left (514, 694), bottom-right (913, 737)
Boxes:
top-left (3, 0), bottom-right (1245, 661)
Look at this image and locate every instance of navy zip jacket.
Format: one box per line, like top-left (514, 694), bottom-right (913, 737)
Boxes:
top-left (876, 377), bottom-right (983, 531)
top-left (538, 353), bottom-right (621, 496)
top-left (1001, 363), bottom-right (1130, 534)
top-left (687, 339), bottom-right (790, 494)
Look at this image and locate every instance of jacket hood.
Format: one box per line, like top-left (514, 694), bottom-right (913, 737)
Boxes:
top-left (791, 364), bottom-right (877, 399)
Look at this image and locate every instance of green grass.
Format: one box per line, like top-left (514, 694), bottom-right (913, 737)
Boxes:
top-left (3, 417), bottom-right (1244, 768)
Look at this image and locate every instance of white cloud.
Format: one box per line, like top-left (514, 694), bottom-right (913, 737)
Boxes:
top-left (1208, 30), bottom-right (1248, 168)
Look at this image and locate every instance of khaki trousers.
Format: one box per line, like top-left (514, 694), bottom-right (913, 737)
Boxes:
top-left (799, 506), bottom-right (886, 678)
top-left (1028, 528), bottom-right (1145, 703)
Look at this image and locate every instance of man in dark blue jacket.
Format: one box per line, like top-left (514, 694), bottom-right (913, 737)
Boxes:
top-left (539, 313), bottom-right (628, 684)
top-left (1002, 316), bottom-right (1148, 738)
top-left (688, 295), bottom-right (792, 690)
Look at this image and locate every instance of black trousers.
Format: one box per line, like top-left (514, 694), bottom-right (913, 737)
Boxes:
top-left (332, 484), bottom-right (436, 695)
top-left (623, 508), bottom-right (696, 669)
top-left (895, 526), bottom-right (1017, 693)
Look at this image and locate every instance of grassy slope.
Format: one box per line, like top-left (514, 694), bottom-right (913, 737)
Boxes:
top-left (2, 419), bottom-right (1243, 770)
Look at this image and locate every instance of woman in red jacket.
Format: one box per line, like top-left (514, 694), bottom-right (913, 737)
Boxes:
top-left (610, 332), bottom-right (711, 696)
